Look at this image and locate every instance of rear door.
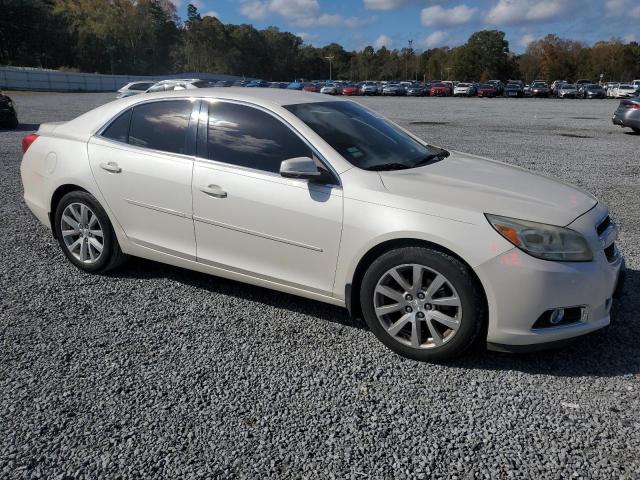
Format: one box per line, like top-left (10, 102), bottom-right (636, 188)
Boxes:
top-left (191, 100), bottom-right (343, 295)
top-left (88, 99), bottom-right (199, 258)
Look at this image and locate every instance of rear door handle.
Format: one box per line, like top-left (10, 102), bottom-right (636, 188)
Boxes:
top-left (199, 184), bottom-right (227, 198)
top-left (100, 161), bottom-right (122, 173)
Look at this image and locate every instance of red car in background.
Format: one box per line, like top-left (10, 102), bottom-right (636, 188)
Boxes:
top-left (341, 84), bottom-right (360, 96)
top-left (477, 84), bottom-right (498, 98)
top-left (302, 83), bottom-right (322, 93)
top-left (429, 83), bottom-right (450, 96)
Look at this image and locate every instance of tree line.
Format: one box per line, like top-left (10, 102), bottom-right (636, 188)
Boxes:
top-left (2, 0), bottom-right (639, 83)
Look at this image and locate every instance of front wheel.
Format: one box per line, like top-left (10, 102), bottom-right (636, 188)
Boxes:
top-left (54, 191), bottom-right (127, 273)
top-left (360, 247), bottom-right (485, 361)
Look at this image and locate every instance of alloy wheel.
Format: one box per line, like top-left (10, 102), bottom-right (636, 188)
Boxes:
top-left (373, 264), bottom-right (462, 349)
top-left (60, 202), bottom-right (105, 264)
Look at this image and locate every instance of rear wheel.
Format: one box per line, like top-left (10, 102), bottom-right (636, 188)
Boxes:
top-left (54, 191), bottom-right (127, 273)
top-left (360, 247), bottom-right (484, 361)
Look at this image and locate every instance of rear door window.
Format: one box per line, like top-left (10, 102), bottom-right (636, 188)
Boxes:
top-left (128, 100), bottom-right (193, 154)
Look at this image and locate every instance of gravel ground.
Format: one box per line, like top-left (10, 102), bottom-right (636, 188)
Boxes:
top-left (1, 92), bottom-right (639, 479)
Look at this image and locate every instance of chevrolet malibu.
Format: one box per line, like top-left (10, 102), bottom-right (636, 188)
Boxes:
top-left (20, 89), bottom-right (625, 361)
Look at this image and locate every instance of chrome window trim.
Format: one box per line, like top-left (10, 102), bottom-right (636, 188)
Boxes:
top-left (93, 96), bottom-right (342, 187)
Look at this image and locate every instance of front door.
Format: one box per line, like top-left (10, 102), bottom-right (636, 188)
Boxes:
top-left (192, 100), bottom-right (343, 295)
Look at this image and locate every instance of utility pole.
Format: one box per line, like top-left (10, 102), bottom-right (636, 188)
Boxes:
top-left (324, 56), bottom-right (334, 81)
top-left (406, 39), bottom-right (413, 81)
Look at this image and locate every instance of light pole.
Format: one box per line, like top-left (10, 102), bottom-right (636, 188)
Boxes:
top-left (324, 56), bottom-right (334, 81)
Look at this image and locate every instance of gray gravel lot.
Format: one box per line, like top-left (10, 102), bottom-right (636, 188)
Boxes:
top-left (1, 92), bottom-right (639, 479)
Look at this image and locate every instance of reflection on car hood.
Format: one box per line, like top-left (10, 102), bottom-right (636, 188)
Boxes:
top-left (378, 151), bottom-right (596, 226)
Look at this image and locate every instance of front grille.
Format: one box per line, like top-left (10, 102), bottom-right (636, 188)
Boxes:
top-left (596, 215), bottom-right (611, 236)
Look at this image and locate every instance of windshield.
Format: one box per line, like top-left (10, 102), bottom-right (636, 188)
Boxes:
top-left (284, 101), bottom-right (448, 171)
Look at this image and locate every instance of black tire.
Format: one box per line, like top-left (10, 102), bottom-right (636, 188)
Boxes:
top-left (1, 115), bottom-right (18, 129)
top-left (54, 191), bottom-right (127, 273)
top-left (360, 247), bottom-right (485, 362)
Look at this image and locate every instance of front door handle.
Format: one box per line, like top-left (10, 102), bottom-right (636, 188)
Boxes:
top-left (199, 184), bottom-right (227, 198)
top-left (100, 161), bottom-right (122, 173)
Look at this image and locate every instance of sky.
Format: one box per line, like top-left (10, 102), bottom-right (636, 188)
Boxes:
top-left (172, 0), bottom-right (640, 52)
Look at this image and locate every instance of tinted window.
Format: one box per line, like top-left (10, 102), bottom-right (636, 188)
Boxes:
top-left (129, 100), bottom-right (193, 154)
top-left (285, 101), bottom-right (445, 171)
top-left (102, 109), bottom-right (132, 143)
top-left (207, 102), bottom-right (311, 173)
top-left (130, 82), bottom-right (154, 91)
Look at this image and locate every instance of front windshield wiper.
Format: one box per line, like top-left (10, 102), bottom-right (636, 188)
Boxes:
top-left (412, 151), bottom-right (450, 168)
top-left (367, 163), bottom-right (412, 171)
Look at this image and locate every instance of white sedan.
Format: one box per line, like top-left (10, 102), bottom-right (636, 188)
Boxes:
top-left (20, 89), bottom-right (624, 361)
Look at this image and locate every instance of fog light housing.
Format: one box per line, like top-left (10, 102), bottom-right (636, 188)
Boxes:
top-left (533, 306), bottom-right (585, 329)
top-left (549, 308), bottom-right (565, 324)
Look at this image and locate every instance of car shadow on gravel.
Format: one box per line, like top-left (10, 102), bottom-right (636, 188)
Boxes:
top-left (111, 257), bottom-right (366, 331)
top-left (112, 259), bottom-right (639, 377)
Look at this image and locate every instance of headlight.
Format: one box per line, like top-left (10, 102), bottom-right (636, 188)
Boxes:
top-left (485, 214), bottom-right (593, 262)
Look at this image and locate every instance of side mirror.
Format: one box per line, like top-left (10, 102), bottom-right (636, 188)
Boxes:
top-left (280, 157), bottom-right (321, 180)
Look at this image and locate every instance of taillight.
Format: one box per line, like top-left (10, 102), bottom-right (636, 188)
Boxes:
top-left (622, 101), bottom-right (640, 109)
top-left (22, 133), bottom-right (38, 154)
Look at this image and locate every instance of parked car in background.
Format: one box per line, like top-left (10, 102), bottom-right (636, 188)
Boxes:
top-left (557, 83), bottom-right (578, 99)
top-left (612, 84), bottom-right (637, 98)
top-left (360, 81), bottom-right (379, 95)
top-left (406, 83), bottom-right (427, 96)
top-left (20, 88), bottom-right (624, 361)
top-left (453, 83), bottom-right (476, 97)
top-left (268, 82), bottom-right (288, 89)
top-left (579, 84), bottom-right (605, 99)
top-left (605, 82), bottom-right (619, 98)
top-left (429, 83), bottom-right (450, 97)
top-left (0, 91), bottom-right (18, 129)
top-left (477, 84), bottom-right (498, 98)
top-left (382, 83), bottom-right (405, 96)
top-left (302, 83), bottom-right (322, 93)
top-left (286, 82), bottom-right (305, 90)
top-left (214, 80), bottom-right (235, 87)
top-left (487, 80), bottom-right (504, 95)
top-left (341, 84), bottom-right (361, 96)
top-left (320, 83), bottom-right (341, 95)
top-left (233, 79), bottom-right (251, 87)
top-left (245, 80), bottom-right (270, 88)
top-left (523, 84), bottom-right (532, 97)
top-left (575, 79), bottom-right (591, 89)
top-left (550, 80), bottom-right (568, 96)
top-left (530, 81), bottom-right (550, 98)
top-left (146, 79), bottom-right (211, 92)
top-left (504, 82), bottom-right (524, 98)
top-left (117, 81), bottom-right (155, 98)
top-left (612, 97), bottom-right (640, 133)
top-left (441, 81), bottom-right (454, 95)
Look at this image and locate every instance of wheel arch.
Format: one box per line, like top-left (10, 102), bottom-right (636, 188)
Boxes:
top-left (49, 184), bottom-right (90, 236)
top-left (346, 238), bottom-right (488, 327)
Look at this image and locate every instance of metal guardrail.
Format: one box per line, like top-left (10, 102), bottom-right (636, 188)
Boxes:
top-left (0, 66), bottom-right (244, 92)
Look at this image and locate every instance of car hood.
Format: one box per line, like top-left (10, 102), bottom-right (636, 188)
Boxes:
top-left (378, 151), bottom-right (596, 226)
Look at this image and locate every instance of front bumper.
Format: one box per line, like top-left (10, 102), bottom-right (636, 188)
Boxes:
top-left (476, 203), bottom-right (624, 348)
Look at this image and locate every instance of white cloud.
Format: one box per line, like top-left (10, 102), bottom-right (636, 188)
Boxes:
top-left (363, 0), bottom-right (408, 10)
top-left (518, 33), bottom-right (536, 48)
top-left (203, 10), bottom-right (220, 19)
top-left (605, 0), bottom-right (640, 17)
top-left (421, 5), bottom-right (477, 27)
top-left (485, 0), bottom-right (571, 24)
top-left (623, 33), bottom-right (637, 43)
top-left (239, 0), bottom-right (371, 27)
top-left (420, 31), bottom-right (448, 48)
top-left (374, 34), bottom-right (393, 48)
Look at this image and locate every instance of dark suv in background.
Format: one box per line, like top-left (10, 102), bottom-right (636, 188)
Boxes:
top-left (0, 91), bottom-right (18, 129)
